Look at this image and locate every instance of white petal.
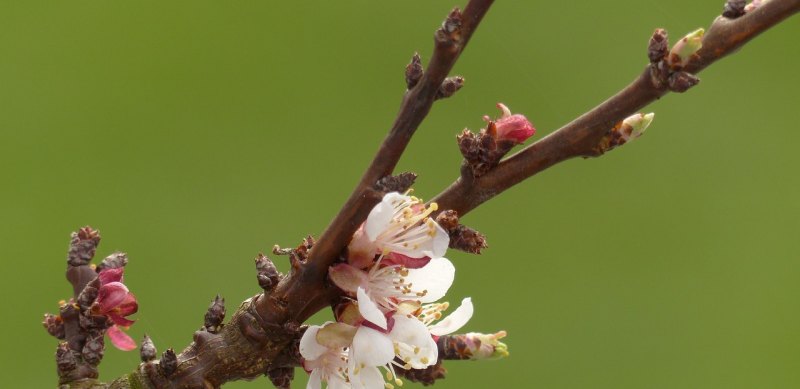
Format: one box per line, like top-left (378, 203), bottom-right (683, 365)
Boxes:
top-left (428, 297), bottom-right (473, 336)
top-left (365, 192), bottom-right (405, 241)
top-left (404, 257), bottom-right (455, 303)
top-left (350, 365), bottom-right (384, 389)
top-left (317, 322), bottom-right (357, 349)
top-left (423, 222), bottom-right (450, 258)
top-left (352, 326), bottom-right (395, 367)
top-left (357, 287), bottom-right (387, 329)
top-left (300, 324), bottom-right (328, 360)
top-left (390, 315), bottom-right (438, 369)
top-left (328, 375), bottom-right (350, 389)
top-left (306, 369), bottom-right (322, 389)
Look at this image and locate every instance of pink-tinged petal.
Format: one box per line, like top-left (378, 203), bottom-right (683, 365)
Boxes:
top-left (429, 297), bottom-right (473, 336)
top-left (495, 114), bottom-right (535, 143)
top-left (357, 287), bottom-right (387, 330)
top-left (403, 257), bottom-right (455, 303)
top-left (107, 325), bottom-right (136, 351)
top-left (98, 268), bottom-right (124, 285)
top-left (328, 264), bottom-right (368, 294)
top-left (94, 282), bottom-right (130, 313)
top-left (307, 369), bottom-right (322, 389)
top-left (351, 326), bottom-right (394, 367)
top-left (300, 324), bottom-right (328, 361)
top-left (115, 293), bottom-right (139, 317)
top-left (383, 252), bottom-right (431, 269)
top-left (316, 322), bottom-right (357, 349)
top-left (108, 313), bottom-right (136, 327)
top-left (365, 192), bottom-right (405, 241)
top-left (349, 365), bottom-right (384, 389)
top-left (347, 225), bottom-right (378, 269)
top-left (390, 315), bottom-right (438, 369)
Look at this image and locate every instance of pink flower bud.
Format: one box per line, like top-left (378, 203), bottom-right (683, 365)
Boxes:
top-left (484, 103), bottom-right (536, 144)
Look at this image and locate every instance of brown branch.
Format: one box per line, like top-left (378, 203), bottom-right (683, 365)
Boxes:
top-left (431, 0), bottom-right (800, 217)
top-left (303, 0), bottom-right (495, 284)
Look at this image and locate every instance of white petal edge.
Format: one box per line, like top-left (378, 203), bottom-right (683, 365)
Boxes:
top-left (404, 257), bottom-right (455, 303)
top-left (365, 192), bottom-right (405, 241)
top-left (350, 365), bottom-right (384, 389)
top-left (306, 368), bottom-right (322, 389)
top-left (390, 315), bottom-right (438, 369)
top-left (299, 324), bottom-right (328, 361)
top-left (351, 326), bottom-right (395, 367)
top-left (428, 297), bottom-right (474, 336)
top-left (357, 287), bottom-right (387, 329)
top-left (423, 222), bottom-right (450, 259)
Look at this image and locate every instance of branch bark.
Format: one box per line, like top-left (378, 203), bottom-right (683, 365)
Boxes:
top-left (431, 0), bottom-right (800, 216)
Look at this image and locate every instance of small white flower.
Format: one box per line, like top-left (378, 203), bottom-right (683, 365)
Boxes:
top-left (330, 256), bottom-right (456, 329)
top-left (300, 324), bottom-right (351, 389)
top-left (348, 192), bottom-right (449, 268)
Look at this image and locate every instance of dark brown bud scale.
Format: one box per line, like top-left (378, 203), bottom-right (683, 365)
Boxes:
top-left (97, 252), bottom-right (128, 272)
top-left (43, 313), bottom-right (66, 339)
top-left (723, 0), bottom-right (747, 18)
top-left (648, 28), bottom-right (669, 63)
top-left (255, 253), bottom-right (281, 291)
top-left (405, 53), bottom-right (424, 89)
top-left (395, 358), bottom-right (447, 385)
top-left (267, 367), bottom-right (295, 389)
top-left (668, 71), bottom-right (700, 93)
top-left (160, 348), bottom-right (178, 377)
top-left (56, 342), bottom-right (77, 374)
top-left (204, 295), bottom-right (226, 333)
top-left (374, 172), bottom-right (418, 193)
top-left (68, 227), bottom-right (101, 267)
top-left (82, 334), bottom-right (105, 366)
top-left (436, 76), bottom-right (465, 100)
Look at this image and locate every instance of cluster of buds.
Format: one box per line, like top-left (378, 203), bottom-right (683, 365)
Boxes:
top-left (459, 103), bottom-right (536, 177)
top-left (649, 28), bottom-right (703, 93)
top-left (44, 227), bottom-right (139, 380)
top-left (300, 192), bottom-right (508, 388)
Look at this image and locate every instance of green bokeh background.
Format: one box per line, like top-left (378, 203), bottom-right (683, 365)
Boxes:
top-left (2, 1), bottom-right (799, 387)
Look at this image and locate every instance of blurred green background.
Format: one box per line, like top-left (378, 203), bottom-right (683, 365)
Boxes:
top-left (2, 1), bottom-right (799, 388)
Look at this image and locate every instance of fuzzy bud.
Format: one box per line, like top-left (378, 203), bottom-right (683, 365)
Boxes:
top-left (668, 28), bottom-right (704, 69)
top-left (141, 334), bottom-right (157, 362)
top-left (204, 295), bottom-right (226, 333)
top-left (439, 331), bottom-right (509, 361)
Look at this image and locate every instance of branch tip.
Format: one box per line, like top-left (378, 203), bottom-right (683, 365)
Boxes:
top-left (204, 295), bottom-right (226, 333)
top-left (159, 349), bottom-right (177, 377)
top-left (256, 253), bottom-right (282, 292)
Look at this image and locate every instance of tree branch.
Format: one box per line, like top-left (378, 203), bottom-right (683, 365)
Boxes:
top-left (431, 0), bottom-right (800, 216)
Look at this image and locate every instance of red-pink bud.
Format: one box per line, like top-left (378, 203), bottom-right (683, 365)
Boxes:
top-left (484, 103), bottom-right (536, 143)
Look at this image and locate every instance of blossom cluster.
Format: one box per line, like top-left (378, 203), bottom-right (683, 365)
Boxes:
top-left (300, 192), bottom-right (478, 389)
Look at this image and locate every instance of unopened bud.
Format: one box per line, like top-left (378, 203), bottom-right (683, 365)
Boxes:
top-left (97, 252), bottom-right (128, 271)
top-left (723, 0), bottom-right (747, 18)
top-left (668, 71), bottom-right (700, 93)
top-left (43, 313), bottom-right (65, 339)
top-left (255, 253), bottom-right (281, 291)
top-left (622, 112), bottom-right (655, 140)
top-left (141, 334), bottom-right (157, 362)
top-left (160, 348), bottom-right (178, 377)
top-left (82, 334), bottom-right (105, 366)
top-left (204, 295), bottom-right (226, 333)
top-left (436, 76), bottom-right (465, 100)
top-left (464, 331), bottom-right (509, 360)
top-left (405, 53), bottom-right (424, 89)
top-left (56, 342), bottom-right (77, 375)
top-left (668, 28), bottom-right (704, 69)
top-left (648, 28), bottom-right (669, 64)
